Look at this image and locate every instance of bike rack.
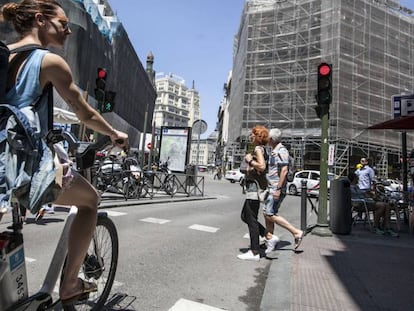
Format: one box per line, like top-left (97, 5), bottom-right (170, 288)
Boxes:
top-left (174, 174), bottom-right (205, 196)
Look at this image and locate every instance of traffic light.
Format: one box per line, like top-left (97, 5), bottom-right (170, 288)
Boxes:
top-left (101, 90), bottom-right (116, 113)
top-left (317, 63), bottom-right (332, 106)
top-left (95, 67), bottom-right (107, 111)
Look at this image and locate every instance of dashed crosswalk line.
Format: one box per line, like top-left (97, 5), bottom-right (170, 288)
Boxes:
top-left (168, 298), bottom-right (228, 311)
top-left (140, 217), bottom-right (171, 224)
top-left (103, 210), bottom-right (127, 217)
top-left (188, 224), bottom-right (219, 233)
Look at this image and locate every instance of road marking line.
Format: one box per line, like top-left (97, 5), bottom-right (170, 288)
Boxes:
top-left (25, 257), bottom-right (36, 263)
top-left (140, 217), bottom-right (171, 224)
top-left (188, 224), bottom-right (219, 233)
top-left (168, 298), bottom-right (228, 311)
top-left (103, 211), bottom-right (127, 217)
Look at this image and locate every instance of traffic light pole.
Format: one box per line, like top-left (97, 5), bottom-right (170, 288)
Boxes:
top-left (312, 104), bottom-right (332, 237)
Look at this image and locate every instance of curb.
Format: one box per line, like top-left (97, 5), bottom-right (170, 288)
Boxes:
top-left (99, 195), bottom-right (216, 209)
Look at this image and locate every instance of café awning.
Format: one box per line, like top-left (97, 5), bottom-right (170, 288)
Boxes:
top-left (367, 115), bottom-right (414, 130)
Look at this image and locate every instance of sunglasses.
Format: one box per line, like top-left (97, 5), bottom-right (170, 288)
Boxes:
top-left (49, 19), bottom-right (70, 31)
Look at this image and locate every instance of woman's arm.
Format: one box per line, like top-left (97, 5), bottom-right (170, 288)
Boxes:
top-left (245, 146), bottom-right (266, 172)
top-left (40, 53), bottom-right (128, 146)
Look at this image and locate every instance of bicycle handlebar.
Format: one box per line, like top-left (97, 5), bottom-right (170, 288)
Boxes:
top-left (47, 129), bottom-right (117, 170)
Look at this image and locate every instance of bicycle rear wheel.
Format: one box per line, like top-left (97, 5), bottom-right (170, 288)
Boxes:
top-left (62, 215), bottom-right (119, 310)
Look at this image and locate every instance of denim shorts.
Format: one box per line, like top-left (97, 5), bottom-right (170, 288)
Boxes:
top-left (263, 189), bottom-right (286, 216)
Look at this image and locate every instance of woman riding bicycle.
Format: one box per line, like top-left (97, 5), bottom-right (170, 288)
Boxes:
top-left (1, 0), bottom-right (128, 306)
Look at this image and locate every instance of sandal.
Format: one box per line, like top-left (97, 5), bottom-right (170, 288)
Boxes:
top-left (61, 278), bottom-right (98, 306)
top-left (294, 231), bottom-right (305, 250)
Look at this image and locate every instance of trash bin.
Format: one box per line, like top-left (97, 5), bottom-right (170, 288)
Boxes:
top-left (185, 165), bottom-right (196, 186)
top-left (329, 177), bottom-right (352, 234)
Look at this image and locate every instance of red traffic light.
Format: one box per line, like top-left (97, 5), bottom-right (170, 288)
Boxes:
top-left (318, 63), bottom-right (331, 76)
top-left (97, 68), bottom-right (107, 79)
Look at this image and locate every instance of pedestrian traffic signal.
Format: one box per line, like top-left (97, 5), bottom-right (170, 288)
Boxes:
top-left (101, 91), bottom-right (116, 113)
top-left (317, 63), bottom-right (332, 106)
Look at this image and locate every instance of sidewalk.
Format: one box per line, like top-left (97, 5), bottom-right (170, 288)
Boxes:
top-left (261, 223), bottom-right (414, 311)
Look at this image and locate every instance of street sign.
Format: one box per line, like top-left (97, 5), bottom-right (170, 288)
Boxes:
top-left (192, 119), bottom-right (208, 136)
top-left (147, 142), bottom-right (152, 150)
top-left (392, 94), bottom-right (414, 118)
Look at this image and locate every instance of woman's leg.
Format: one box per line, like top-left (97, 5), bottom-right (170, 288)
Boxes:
top-left (241, 199), bottom-right (261, 254)
top-left (53, 173), bottom-right (99, 300)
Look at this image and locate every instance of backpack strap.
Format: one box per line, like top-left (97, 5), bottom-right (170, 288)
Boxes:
top-left (7, 45), bottom-right (54, 131)
top-left (7, 45), bottom-right (45, 92)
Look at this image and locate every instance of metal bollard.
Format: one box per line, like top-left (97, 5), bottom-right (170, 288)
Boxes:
top-left (300, 179), bottom-right (308, 231)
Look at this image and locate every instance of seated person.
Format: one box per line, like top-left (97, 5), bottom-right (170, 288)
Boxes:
top-left (348, 172), bottom-right (398, 237)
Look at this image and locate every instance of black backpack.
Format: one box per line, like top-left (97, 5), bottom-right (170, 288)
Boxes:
top-left (0, 42), bottom-right (59, 214)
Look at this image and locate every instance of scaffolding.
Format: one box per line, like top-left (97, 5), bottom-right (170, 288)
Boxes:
top-left (227, 0), bottom-right (414, 178)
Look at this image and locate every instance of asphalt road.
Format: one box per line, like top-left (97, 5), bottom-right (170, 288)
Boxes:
top-left (1, 173), bottom-right (306, 310)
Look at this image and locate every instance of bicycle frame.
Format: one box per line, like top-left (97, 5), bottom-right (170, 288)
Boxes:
top-left (0, 202), bottom-right (74, 310)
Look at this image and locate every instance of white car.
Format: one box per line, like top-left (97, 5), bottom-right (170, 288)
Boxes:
top-left (225, 168), bottom-right (245, 183)
top-left (287, 170), bottom-right (336, 196)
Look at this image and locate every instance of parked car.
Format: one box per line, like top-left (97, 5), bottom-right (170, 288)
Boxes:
top-left (287, 170), bottom-right (336, 196)
top-left (225, 168), bottom-right (245, 183)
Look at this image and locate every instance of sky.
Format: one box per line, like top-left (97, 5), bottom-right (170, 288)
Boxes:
top-left (109, 0), bottom-right (246, 137)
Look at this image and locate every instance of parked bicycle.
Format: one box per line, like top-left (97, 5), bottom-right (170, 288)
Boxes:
top-left (92, 149), bottom-right (141, 200)
top-left (0, 131), bottom-right (118, 310)
top-left (142, 160), bottom-right (178, 197)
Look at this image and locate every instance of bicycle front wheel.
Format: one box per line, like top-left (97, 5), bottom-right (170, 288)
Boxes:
top-left (62, 215), bottom-right (119, 310)
top-left (165, 177), bottom-right (178, 195)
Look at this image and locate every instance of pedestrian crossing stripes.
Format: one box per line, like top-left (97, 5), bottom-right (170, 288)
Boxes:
top-left (188, 224), bottom-right (219, 233)
top-left (168, 298), bottom-right (228, 311)
top-left (140, 217), bottom-right (171, 224)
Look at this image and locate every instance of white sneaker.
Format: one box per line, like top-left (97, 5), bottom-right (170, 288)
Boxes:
top-left (265, 235), bottom-right (280, 254)
top-left (237, 250), bottom-right (260, 261)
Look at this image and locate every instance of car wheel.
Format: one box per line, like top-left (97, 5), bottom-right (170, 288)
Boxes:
top-left (288, 184), bottom-right (297, 195)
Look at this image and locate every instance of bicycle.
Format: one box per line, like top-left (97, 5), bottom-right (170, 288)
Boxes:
top-left (0, 130), bottom-right (119, 310)
top-left (141, 161), bottom-right (178, 197)
top-left (93, 151), bottom-right (141, 201)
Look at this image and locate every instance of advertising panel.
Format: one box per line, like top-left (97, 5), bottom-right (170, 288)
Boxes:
top-left (159, 126), bottom-right (191, 173)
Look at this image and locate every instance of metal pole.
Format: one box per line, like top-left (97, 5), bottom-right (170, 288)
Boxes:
top-left (195, 130), bottom-right (201, 174)
top-left (300, 180), bottom-right (308, 231)
top-left (402, 131), bottom-right (408, 193)
top-left (312, 105), bottom-right (332, 236)
top-left (148, 121), bottom-right (156, 170)
top-left (141, 103), bottom-right (148, 167)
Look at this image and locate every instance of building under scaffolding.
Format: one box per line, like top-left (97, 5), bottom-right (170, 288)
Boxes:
top-left (227, 0), bottom-right (414, 178)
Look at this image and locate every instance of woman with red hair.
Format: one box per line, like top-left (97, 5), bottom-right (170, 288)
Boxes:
top-left (238, 125), bottom-right (276, 261)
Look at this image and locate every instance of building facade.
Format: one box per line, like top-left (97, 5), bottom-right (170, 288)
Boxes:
top-left (227, 0), bottom-right (414, 177)
top-left (154, 73), bottom-right (201, 130)
top-left (190, 132), bottom-right (217, 167)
